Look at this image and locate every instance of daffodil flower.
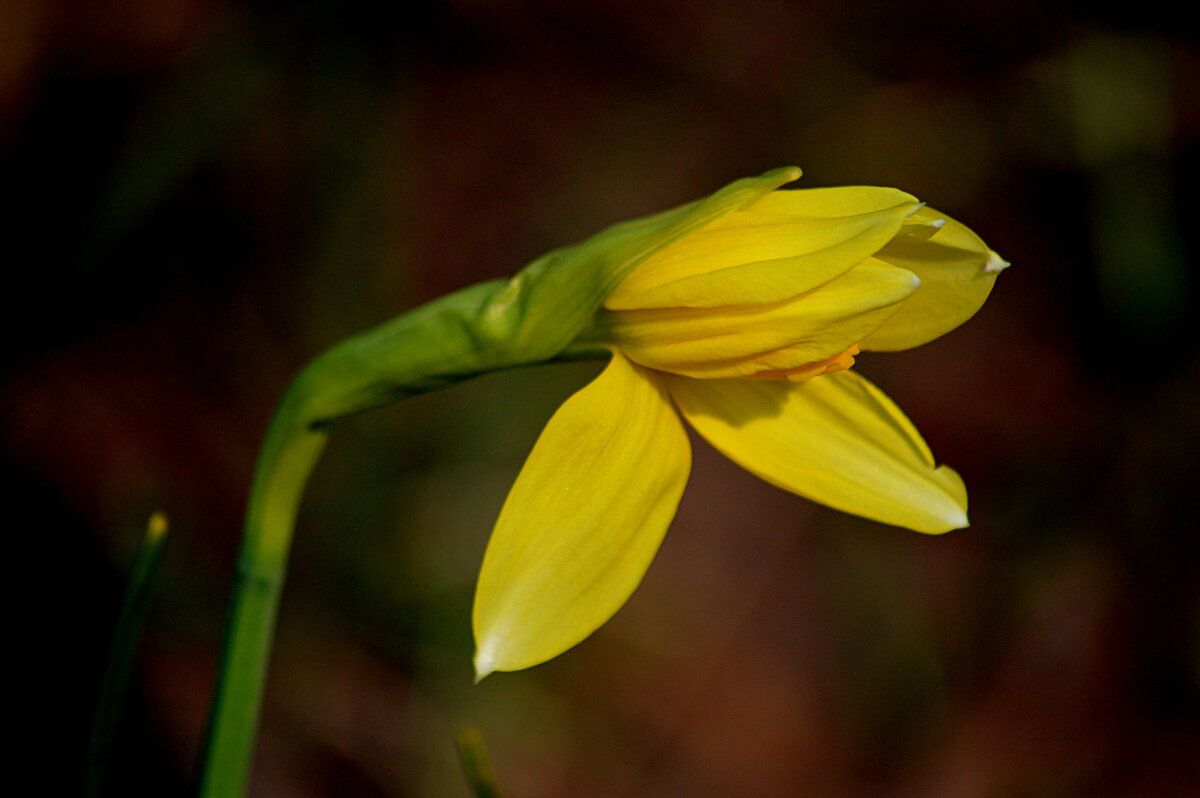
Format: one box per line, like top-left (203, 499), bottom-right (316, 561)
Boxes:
top-left (200, 165), bottom-right (1005, 793)
top-left (473, 171), bottom-right (1007, 679)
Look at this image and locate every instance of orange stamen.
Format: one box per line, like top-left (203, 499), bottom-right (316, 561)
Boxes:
top-left (745, 344), bottom-right (861, 382)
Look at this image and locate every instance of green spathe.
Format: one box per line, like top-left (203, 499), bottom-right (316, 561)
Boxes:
top-left (291, 166), bottom-right (803, 423)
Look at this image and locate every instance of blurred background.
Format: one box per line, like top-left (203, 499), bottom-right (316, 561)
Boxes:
top-left (4, 1), bottom-right (1198, 795)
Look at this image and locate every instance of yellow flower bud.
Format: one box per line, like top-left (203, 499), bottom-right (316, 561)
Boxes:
top-left (598, 184), bottom-right (1005, 380)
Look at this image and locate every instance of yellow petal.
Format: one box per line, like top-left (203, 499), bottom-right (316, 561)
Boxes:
top-left (473, 352), bottom-right (691, 678)
top-left (667, 371), bottom-right (968, 534)
top-left (602, 260), bottom-right (919, 379)
top-left (860, 206), bottom-right (1008, 351)
top-left (748, 185), bottom-right (920, 217)
top-left (605, 187), bottom-right (919, 310)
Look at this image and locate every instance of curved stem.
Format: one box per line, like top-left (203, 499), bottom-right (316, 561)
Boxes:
top-left (195, 279), bottom-right (533, 798)
top-left (197, 384), bottom-right (327, 798)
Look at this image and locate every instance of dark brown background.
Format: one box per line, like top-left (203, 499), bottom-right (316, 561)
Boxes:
top-left (4, 1), bottom-right (1198, 795)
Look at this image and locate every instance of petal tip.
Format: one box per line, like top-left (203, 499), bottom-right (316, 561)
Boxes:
top-left (473, 650), bottom-right (496, 684)
top-left (943, 508), bottom-right (970, 532)
top-left (984, 249), bottom-right (1011, 274)
top-left (926, 498), bottom-right (970, 533)
top-left (887, 491), bottom-right (969, 534)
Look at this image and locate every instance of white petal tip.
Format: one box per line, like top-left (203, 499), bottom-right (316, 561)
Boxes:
top-left (473, 655), bottom-right (495, 684)
top-left (472, 636), bottom-right (501, 683)
top-left (906, 201), bottom-right (927, 217)
top-left (984, 250), bottom-right (1011, 274)
top-left (938, 504), bottom-right (970, 532)
top-left (931, 218), bottom-right (947, 229)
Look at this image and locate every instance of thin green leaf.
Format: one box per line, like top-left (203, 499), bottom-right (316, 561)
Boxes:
top-left (86, 512), bottom-right (170, 798)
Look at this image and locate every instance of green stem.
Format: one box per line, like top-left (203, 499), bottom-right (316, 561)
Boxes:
top-left (196, 389), bottom-right (327, 798)
top-left (196, 279), bottom-right (571, 797)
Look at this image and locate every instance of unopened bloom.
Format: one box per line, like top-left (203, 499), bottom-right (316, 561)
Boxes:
top-left (473, 168), bottom-right (1007, 679)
